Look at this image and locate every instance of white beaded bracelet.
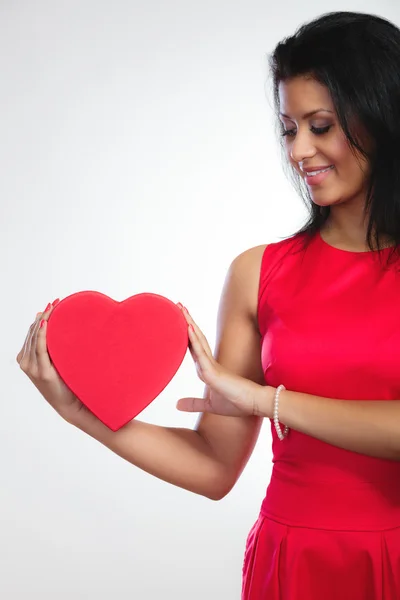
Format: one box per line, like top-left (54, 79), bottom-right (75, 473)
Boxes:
top-left (273, 384), bottom-right (289, 441)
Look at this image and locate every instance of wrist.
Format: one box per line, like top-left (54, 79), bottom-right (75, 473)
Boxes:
top-left (62, 405), bottom-right (96, 430)
top-left (255, 385), bottom-right (276, 418)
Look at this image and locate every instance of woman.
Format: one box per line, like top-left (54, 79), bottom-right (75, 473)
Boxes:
top-left (17, 11), bottom-right (400, 599)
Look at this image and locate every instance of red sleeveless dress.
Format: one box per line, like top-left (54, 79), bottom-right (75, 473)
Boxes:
top-left (242, 230), bottom-right (400, 599)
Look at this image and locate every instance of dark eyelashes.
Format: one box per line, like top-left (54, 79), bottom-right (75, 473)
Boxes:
top-left (280, 125), bottom-right (332, 138)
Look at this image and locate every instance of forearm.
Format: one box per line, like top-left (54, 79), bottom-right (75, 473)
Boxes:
top-left (260, 386), bottom-right (400, 460)
top-left (70, 411), bottom-right (227, 500)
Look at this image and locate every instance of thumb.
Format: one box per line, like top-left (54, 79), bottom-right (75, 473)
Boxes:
top-left (176, 397), bottom-right (209, 413)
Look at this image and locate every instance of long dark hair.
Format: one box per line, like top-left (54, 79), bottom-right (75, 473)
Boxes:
top-left (268, 11), bottom-right (400, 265)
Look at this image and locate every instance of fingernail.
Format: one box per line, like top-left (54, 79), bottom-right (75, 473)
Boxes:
top-left (44, 303), bottom-right (51, 312)
top-left (177, 303), bottom-right (183, 309)
top-left (183, 306), bottom-right (188, 313)
top-left (40, 319), bottom-right (46, 328)
top-left (52, 298), bottom-right (60, 307)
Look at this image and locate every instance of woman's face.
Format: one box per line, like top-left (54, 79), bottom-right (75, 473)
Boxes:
top-left (278, 76), bottom-right (370, 210)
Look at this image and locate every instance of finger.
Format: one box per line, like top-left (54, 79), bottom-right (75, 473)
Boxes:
top-left (176, 397), bottom-right (211, 413)
top-left (28, 316), bottom-right (43, 369)
top-left (18, 316), bottom-right (38, 367)
top-left (17, 318), bottom-right (36, 363)
top-left (17, 305), bottom-right (49, 366)
top-left (36, 318), bottom-right (52, 372)
top-left (186, 329), bottom-right (209, 369)
top-left (188, 325), bottom-right (219, 384)
top-left (181, 309), bottom-right (214, 360)
top-left (30, 308), bottom-right (46, 364)
top-left (30, 302), bottom-right (53, 365)
top-left (34, 303), bottom-right (55, 369)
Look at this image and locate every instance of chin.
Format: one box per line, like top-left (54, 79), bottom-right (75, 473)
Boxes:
top-left (310, 196), bottom-right (344, 208)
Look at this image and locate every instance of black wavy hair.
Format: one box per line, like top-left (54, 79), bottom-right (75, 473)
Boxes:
top-left (268, 11), bottom-right (400, 265)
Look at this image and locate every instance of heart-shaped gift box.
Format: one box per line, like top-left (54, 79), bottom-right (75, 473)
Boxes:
top-left (46, 291), bottom-right (189, 431)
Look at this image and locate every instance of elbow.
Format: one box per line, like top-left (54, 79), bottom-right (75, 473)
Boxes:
top-left (205, 490), bottom-right (229, 501)
top-left (210, 490), bottom-right (231, 501)
top-left (205, 490), bottom-right (226, 501)
top-left (204, 475), bottom-right (236, 501)
top-left (198, 456), bottom-right (237, 501)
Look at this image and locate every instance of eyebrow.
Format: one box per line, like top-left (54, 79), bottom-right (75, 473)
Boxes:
top-left (279, 109), bottom-right (334, 119)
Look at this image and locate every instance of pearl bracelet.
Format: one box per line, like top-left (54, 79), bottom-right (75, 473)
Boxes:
top-left (273, 384), bottom-right (289, 441)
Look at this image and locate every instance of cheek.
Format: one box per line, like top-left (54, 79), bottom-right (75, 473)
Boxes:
top-left (328, 137), bottom-right (349, 165)
top-left (333, 132), bottom-right (369, 171)
top-left (329, 141), bottom-right (366, 181)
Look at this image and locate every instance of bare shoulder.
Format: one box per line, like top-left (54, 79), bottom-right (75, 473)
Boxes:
top-left (231, 243), bottom-right (269, 279)
top-left (233, 242), bottom-right (269, 266)
top-left (228, 243), bottom-right (269, 325)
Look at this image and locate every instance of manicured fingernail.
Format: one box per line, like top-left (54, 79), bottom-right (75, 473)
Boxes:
top-left (40, 319), bottom-right (46, 328)
top-left (177, 303), bottom-right (183, 309)
top-left (44, 302), bottom-right (51, 312)
top-left (52, 298), bottom-right (60, 307)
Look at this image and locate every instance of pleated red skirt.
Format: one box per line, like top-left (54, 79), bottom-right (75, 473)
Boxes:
top-left (241, 471), bottom-right (400, 599)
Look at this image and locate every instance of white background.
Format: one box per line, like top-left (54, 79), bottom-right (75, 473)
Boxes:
top-left (2, 1), bottom-right (397, 598)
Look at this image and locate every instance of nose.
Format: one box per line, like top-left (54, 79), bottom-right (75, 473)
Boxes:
top-left (289, 129), bottom-right (317, 164)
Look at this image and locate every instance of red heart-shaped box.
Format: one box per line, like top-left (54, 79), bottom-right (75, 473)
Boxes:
top-left (46, 291), bottom-right (189, 431)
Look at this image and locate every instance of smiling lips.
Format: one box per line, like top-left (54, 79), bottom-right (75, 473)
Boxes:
top-left (304, 165), bottom-right (334, 185)
top-left (302, 165), bottom-right (334, 174)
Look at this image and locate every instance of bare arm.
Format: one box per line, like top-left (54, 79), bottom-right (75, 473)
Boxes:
top-left (71, 245), bottom-right (268, 500)
top-left (256, 386), bottom-right (400, 461)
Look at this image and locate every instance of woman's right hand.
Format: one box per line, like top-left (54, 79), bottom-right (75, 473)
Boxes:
top-left (16, 300), bottom-right (92, 425)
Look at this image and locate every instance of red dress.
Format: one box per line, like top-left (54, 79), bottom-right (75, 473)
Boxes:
top-left (242, 230), bottom-right (400, 599)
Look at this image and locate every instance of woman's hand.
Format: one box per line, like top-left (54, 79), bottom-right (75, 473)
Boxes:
top-left (176, 304), bottom-right (272, 417)
top-left (16, 300), bottom-right (92, 424)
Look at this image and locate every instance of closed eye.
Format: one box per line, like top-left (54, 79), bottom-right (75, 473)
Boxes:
top-left (281, 125), bottom-right (332, 138)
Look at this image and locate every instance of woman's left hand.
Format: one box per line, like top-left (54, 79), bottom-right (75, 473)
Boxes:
top-left (176, 304), bottom-right (272, 417)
